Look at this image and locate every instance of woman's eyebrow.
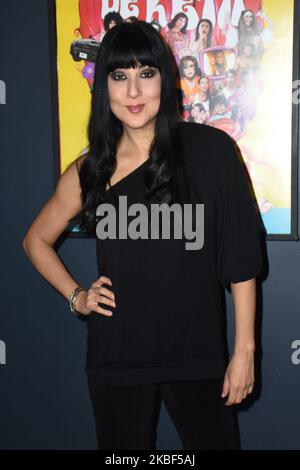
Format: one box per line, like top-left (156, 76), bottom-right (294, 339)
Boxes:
top-left (112, 65), bottom-right (155, 71)
top-left (136, 64), bottom-right (155, 69)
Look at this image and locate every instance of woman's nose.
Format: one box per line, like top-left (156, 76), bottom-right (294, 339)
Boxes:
top-left (127, 77), bottom-right (142, 98)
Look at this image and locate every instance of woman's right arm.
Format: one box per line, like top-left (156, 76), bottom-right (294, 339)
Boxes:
top-left (22, 158), bottom-right (85, 302)
top-left (23, 157), bottom-right (116, 316)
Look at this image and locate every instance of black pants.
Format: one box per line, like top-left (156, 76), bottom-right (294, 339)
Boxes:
top-left (86, 375), bottom-right (239, 450)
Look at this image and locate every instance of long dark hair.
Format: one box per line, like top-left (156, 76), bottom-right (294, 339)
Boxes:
top-left (167, 13), bottom-right (188, 34)
top-left (73, 20), bottom-right (192, 233)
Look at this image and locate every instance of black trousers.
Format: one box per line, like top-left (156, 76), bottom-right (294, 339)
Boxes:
top-left (86, 375), bottom-right (239, 450)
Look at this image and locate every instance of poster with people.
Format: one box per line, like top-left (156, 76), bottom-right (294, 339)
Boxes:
top-left (52, 0), bottom-right (297, 237)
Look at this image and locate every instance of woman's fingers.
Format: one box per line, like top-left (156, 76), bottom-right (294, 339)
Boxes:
top-left (87, 289), bottom-right (115, 316)
top-left (96, 275), bottom-right (112, 286)
top-left (92, 303), bottom-right (113, 316)
top-left (86, 293), bottom-right (113, 316)
top-left (235, 387), bottom-right (245, 404)
top-left (225, 387), bottom-right (238, 406)
top-left (74, 276), bottom-right (116, 316)
top-left (221, 375), bottom-right (230, 398)
top-left (226, 382), bottom-right (254, 405)
top-left (94, 277), bottom-right (116, 303)
top-left (96, 293), bottom-right (116, 308)
top-left (90, 293), bottom-right (115, 316)
top-left (95, 285), bottom-right (116, 303)
top-left (86, 276), bottom-right (117, 316)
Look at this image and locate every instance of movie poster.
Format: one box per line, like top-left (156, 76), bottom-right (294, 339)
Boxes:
top-left (52, 0), bottom-right (297, 237)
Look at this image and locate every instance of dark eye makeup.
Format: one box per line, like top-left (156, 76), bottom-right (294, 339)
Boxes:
top-left (109, 67), bottom-right (158, 81)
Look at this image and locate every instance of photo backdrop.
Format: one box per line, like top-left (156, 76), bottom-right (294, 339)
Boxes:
top-left (50, 0), bottom-right (299, 238)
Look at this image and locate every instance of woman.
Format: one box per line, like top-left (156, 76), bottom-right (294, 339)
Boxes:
top-left (178, 55), bottom-right (202, 105)
top-left (194, 75), bottom-right (211, 115)
top-left (165, 12), bottom-right (189, 64)
top-left (238, 9), bottom-right (263, 58)
top-left (191, 18), bottom-right (213, 56)
top-left (23, 21), bottom-right (264, 450)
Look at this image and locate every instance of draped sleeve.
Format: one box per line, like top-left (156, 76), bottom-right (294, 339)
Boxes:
top-left (212, 130), bottom-right (265, 288)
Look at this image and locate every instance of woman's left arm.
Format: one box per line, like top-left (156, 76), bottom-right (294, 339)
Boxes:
top-left (222, 277), bottom-right (256, 406)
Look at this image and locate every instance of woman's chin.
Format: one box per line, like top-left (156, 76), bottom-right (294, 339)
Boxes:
top-left (122, 116), bottom-right (157, 130)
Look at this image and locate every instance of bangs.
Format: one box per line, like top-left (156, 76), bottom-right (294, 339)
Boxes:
top-left (105, 27), bottom-right (160, 73)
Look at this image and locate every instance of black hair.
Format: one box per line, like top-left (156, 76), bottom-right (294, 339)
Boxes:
top-left (167, 13), bottom-right (188, 34)
top-left (103, 12), bottom-right (123, 31)
top-left (72, 20), bottom-right (193, 233)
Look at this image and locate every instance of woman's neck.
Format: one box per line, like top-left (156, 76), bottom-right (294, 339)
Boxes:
top-left (118, 125), bottom-right (155, 159)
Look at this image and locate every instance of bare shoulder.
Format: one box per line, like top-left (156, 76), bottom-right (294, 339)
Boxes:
top-left (72, 152), bottom-right (88, 175)
top-left (54, 152), bottom-right (92, 214)
top-left (58, 152), bottom-right (89, 196)
top-left (23, 156), bottom-right (87, 246)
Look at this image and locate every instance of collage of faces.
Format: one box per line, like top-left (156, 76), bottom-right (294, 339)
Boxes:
top-left (84, 5), bottom-right (272, 142)
top-left (168, 10), bottom-right (271, 140)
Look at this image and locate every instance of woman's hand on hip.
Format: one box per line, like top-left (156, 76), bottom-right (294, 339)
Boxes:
top-left (74, 275), bottom-right (116, 316)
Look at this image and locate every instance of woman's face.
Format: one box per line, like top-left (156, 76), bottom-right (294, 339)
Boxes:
top-left (107, 64), bottom-right (161, 130)
top-left (183, 60), bottom-right (196, 79)
top-left (199, 77), bottom-right (209, 92)
top-left (243, 11), bottom-right (254, 27)
top-left (216, 52), bottom-right (225, 64)
top-left (175, 16), bottom-right (187, 30)
top-left (199, 21), bottom-right (210, 36)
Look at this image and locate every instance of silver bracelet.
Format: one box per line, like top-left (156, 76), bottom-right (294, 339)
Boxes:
top-left (69, 286), bottom-right (87, 316)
